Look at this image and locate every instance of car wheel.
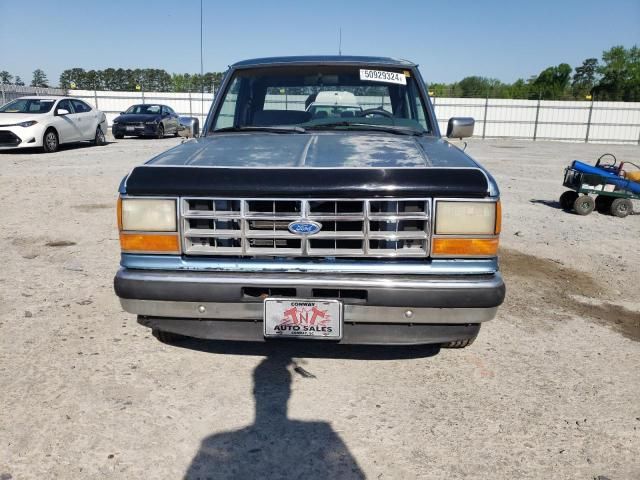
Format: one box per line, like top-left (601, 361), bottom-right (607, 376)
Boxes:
top-left (156, 124), bottom-right (164, 139)
top-left (93, 127), bottom-right (106, 146)
top-left (42, 128), bottom-right (59, 153)
top-left (152, 328), bottom-right (185, 344)
top-left (610, 198), bottom-right (633, 218)
top-left (559, 190), bottom-right (578, 210)
top-left (442, 337), bottom-right (476, 348)
top-left (573, 195), bottom-right (595, 215)
top-left (114, 133), bottom-right (124, 139)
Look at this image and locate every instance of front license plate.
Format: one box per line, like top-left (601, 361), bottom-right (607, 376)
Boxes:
top-left (126, 126), bottom-right (134, 131)
top-left (264, 298), bottom-right (342, 340)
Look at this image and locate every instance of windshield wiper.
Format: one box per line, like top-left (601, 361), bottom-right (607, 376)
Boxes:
top-left (305, 122), bottom-right (424, 136)
top-left (214, 125), bottom-right (306, 134)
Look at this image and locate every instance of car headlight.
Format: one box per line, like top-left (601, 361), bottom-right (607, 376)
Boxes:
top-left (18, 120), bottom-right (38, 127)
top-left (119, 198), bottom-right (176, 231)
top-left (113, 120), bottom-right (119, 124)
top-left (435, 201), bottom-right (498, 235)
top-left (145, 120), bottom-right (158, 125)
top-left (432, 200), bottom-right (501, 257)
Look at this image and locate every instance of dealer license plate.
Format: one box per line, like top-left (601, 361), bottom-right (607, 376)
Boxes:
top-left (126, 126), bottom-right (134, 131)
top-left (264, 298), bottom-right (342, 340)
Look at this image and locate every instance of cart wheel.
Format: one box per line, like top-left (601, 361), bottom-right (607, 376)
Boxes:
top-left (560, 191), bottom-right (579, 210)
top-left (595, 195), bottom-right (614, 214)
top-left (573, 195), bottom-right (595, 215)
top-left (610, 198), bottom-right (633, 218)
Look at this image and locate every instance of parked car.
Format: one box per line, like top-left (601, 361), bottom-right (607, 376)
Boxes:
top-left (114, 56), bottom-right (505, 349)
top-left (0, 96), bottom-right (107, 153)
top-left (112, 104), bottom-right (180, 139)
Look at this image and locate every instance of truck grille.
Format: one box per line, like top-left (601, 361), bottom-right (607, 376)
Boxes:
top-left (181, 198), bottom-right (431, 257)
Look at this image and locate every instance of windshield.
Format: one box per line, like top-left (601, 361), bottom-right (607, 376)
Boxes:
top-left (210, 66), bottom-right (432, 134)
top-left (0, 98), bottom-right (55, 114)
top-left (125, 104), bottom-right (162, 115)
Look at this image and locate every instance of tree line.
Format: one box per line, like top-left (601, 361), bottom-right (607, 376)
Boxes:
top-left (429, 45), bottom-right (639, 101)
top-left (57, 68), bottom-right (224, 93)
top-left (1, 45), bottom-right (637, 100)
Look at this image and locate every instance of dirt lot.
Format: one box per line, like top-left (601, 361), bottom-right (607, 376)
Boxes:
top-left (0, 137), bottom-right (638, 480)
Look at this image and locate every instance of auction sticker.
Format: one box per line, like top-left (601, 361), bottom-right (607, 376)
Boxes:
top-left (264, 298), bottom-right (342, 339)
top-left (360, 69), bottom-right (407, 85)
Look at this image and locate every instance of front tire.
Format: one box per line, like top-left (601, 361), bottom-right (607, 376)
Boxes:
top-left (93, 127), bottom-right (106, 146)
top-left (152, 329), bottom-right (184, 344)
top-left (442, 337), bottom-right (476, 349)
top-left (42, 128), bottom-right (59, 153)
top-left (573, 195), bottom-right (595, 215)
top-left (156, 124), bottom-right (164, 139)
top-left (114, 133), bottom-right (124, 139)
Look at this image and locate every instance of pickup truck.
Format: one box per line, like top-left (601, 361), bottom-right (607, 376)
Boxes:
top-left (114, 56), bottom-right (505, 348)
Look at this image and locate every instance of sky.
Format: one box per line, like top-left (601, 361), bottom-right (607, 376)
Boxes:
top-left (1, 0), bottom-right (639, 86)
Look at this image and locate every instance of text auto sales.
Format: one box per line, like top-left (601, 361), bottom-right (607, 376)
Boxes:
top-left (272, 324), bottom-right (334, 333)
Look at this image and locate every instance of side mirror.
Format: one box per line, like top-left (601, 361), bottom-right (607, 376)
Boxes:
top-left (56, 108), bottom-right (70, 116)
top-left (120, 111), bottom-right (125, 115)
top-left (446, 117), bottom-right (474, 139)
top-left (177, 116), bottom-right (200, 138)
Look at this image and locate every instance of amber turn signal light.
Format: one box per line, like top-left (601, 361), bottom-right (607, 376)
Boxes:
top-left (432, 237), bottom-right (499, 257)
top-left (119, 233), bottom-right (180, 253)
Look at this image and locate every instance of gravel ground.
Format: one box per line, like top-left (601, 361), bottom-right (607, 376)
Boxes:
top-left (0, 137), bottom-right (638, 480)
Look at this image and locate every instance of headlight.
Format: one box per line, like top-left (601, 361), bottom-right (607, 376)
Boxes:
top-left (120, 198), bottom-right (176, 231)
top-left (435, 201), bottom-right (498, 235)
top-left (113, 120), bottom-right (119, 124)
top-left (18, 120), bottom-right (38, 127)
top-left (145, 120), bottom-right (158, 125)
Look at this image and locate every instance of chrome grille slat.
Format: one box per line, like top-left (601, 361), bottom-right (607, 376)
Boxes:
top-left (182, 198), bottom-right (431, 257)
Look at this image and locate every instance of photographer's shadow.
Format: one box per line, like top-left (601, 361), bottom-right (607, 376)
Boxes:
top-left (184, 352), bottom-right (365, 480)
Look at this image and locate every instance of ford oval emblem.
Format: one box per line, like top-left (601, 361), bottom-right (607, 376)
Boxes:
top-left (288, 220), bottom-right (322, 236)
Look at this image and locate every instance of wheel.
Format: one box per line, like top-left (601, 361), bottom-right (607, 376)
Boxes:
top-left (114, 133), bottom-right (124, 139)
top-left (610, 198), bottom-right (633, 218)
top-left (442, 337), bottom-right (476, 349)
top-left (559, 190), bottom-right (578, 210)
top-left (156, 124), bottom-right (165, 139)
top-left (42, 128), bottom-right (59, 153)
top-left (152, 329), bottom-right (184, 344)
top-left (595, 195), bottom-right (614, 214)
top-left (93, 127), bottom-right (106, 146)
top-left (573, 195), bottom-right (595, 215)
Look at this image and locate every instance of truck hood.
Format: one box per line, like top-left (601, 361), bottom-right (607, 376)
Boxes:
top-left (124, 132), bottom-right (497, 198)
top-left (147, 132), bottom-right (479, 168)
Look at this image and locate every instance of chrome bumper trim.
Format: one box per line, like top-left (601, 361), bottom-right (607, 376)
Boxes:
top-left (123, 299), bottom-right (497, 324)
top-left (120, 253), bottom-right (499, 275)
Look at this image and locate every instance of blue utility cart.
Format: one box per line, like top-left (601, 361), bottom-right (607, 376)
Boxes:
top-left (560, 154), bottom-right (639, 217)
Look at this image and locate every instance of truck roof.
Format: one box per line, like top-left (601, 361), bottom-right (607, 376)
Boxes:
top-left (231, 55), bottom-right (416, 69)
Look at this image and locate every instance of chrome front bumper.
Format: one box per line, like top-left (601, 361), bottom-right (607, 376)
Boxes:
top-left (115, 268), bottom-right (504, 320)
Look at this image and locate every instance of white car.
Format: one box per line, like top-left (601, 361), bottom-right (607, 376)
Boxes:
top-left (0, 96), bottom-right (108, 153)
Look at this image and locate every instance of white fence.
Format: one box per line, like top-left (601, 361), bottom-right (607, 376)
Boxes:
top-left (432, 97), bottom-right (640, 144)
top-left (50, 89), bottom-right (640, 145)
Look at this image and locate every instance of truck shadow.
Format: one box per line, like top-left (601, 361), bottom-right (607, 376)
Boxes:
top-left (183, 352), bottom-right (368, 479)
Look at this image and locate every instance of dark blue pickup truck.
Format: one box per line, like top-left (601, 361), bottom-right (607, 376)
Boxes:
top-left (114, 56), bottom-right (505, 348)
